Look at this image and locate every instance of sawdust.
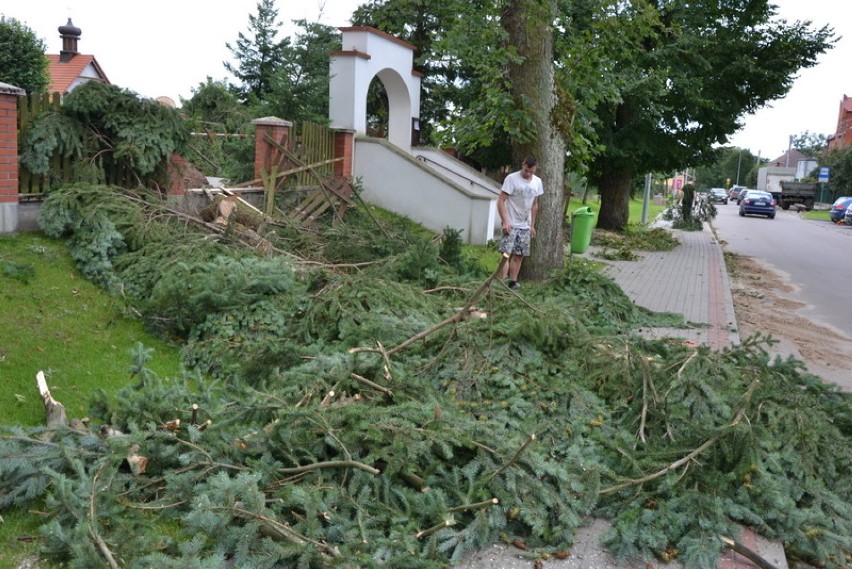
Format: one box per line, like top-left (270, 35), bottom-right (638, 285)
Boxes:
top-left (726, 253), bottom-right (852, 391)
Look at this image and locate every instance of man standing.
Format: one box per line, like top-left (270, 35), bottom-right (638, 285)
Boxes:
top-left (498, 156), bottom-right (543, 289)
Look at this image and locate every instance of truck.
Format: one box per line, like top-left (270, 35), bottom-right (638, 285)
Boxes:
top-left (772, 181), bottom-right (817, 211)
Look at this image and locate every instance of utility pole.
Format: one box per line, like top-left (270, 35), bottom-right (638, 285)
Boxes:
top-left (736, 150), bottom-right (743, 186)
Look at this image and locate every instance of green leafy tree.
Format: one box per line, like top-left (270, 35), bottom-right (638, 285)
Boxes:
top-left (821, 145), bottom-right (852, 198)
top-left (588, 1), bottom-right (834, 230)
top-left (225, 0), bottom-right (290, 103)
top-left (0, 16), bottom-right (49, 93)
top-left (695, 147), bottom-right (760, 190)
top-left (792, 130), bottom-right (827, 157)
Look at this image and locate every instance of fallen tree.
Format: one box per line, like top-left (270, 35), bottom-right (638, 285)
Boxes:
top-left (0, 185), bottom-right (848, 568)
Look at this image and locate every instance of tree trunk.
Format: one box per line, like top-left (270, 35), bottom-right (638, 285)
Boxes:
top-left (502, 0), bottom-right (566, 281)
top-left (597, 168), bottom-right (633, 230)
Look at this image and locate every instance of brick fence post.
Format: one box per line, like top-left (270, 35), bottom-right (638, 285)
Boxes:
top-left (0, 83), bottom-right (25, 234)
top-left (251, 117), bottom-right (292, 183)
top-left (333, 129), bottom-right (355, 179)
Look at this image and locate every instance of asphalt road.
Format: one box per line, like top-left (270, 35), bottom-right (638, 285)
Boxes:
top-left (711, 201), bottom-right (852, 338)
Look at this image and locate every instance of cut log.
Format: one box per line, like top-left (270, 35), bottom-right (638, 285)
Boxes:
top-left (37, 371), bottom-right (67, 429)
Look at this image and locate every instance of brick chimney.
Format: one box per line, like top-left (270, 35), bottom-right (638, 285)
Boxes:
top-left (58, 18), bottom-right (81, 63)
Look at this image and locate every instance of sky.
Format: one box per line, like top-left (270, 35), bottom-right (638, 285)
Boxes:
top-left (3, 0), bottom-right (849, 162)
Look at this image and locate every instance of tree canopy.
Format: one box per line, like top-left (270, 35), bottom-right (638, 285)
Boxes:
top-left (0, 16), bottom-right (49, 94)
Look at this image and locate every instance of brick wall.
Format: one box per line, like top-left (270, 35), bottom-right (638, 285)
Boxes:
top-left (0, 85), bottom-right (24, 233)
top-left (0, 93), bottom-right (18, 205)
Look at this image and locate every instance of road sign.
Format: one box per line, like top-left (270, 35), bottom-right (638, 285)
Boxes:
top-left (818, 166), bottom-right (830, 182)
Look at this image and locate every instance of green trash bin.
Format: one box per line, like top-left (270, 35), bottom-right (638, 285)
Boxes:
top-left (570, 206), bottom-right (595, 254)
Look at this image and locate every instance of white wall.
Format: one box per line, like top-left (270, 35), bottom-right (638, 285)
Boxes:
top-left (354, 138), bottom-right (497, 245)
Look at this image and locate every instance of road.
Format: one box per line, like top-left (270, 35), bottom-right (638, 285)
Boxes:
top-left (711, 201), bottom-right (852, 337)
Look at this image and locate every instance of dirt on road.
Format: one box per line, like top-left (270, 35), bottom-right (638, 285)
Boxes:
top-left (725, 252), bottom-right (852, 392)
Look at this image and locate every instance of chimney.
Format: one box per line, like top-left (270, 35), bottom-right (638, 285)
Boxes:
top-left (58, 18), bottom-right (81, 62)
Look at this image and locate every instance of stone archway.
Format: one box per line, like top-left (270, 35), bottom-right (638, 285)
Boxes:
top-left (329, 27), bottom-right (421, 150)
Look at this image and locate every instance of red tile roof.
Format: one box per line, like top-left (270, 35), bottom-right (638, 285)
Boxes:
top-left (46, 54), bottom-right (110, 95)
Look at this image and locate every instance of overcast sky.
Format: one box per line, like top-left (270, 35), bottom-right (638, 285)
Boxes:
top-left (4, 0), bottom-right (848, 162)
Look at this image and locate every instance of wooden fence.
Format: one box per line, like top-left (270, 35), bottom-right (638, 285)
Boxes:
top-left (16, 91), bottom-right (337, 195)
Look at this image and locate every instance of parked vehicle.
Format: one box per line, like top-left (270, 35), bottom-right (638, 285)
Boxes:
top-left (829, 196), bottom-right (852, 222)
top-left (709, 188), bottom-right (728, 204)
top-left (771, 181), bottom-right (817, 211)
top-left (844, 204), bottom-right (852, 225)
top-left (739, 190), bottom-right (776, 219)
top-left (730, 185), bottom-right (747, 200)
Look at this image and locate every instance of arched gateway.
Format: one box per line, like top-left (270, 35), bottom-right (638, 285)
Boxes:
top-left (327, 26), bottom-right (499, 245)
top-left (329, 27), bottom-right (421, 150)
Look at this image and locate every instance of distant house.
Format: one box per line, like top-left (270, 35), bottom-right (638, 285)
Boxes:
top-left (45, 18), bottom-right (110, 95)
top-left (826, 95), bottom-right (852, 151)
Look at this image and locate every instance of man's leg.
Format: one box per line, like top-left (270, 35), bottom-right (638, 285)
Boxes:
top-left (507, 255), bottom-right (523, 281)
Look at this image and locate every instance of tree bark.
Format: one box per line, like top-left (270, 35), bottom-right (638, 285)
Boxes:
top-left (596, 168), bottom-right (633, 230)
top-left (502, 0), bottom-right (566, 280)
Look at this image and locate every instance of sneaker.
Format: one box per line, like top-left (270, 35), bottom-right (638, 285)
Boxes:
top-left (508, 280), bottom-right (521, 290)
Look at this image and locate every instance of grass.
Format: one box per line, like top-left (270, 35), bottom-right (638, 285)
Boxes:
top-left (802, 208), bottom-right (833, 222)
top-left (469, 196), bottom-right (668, 272)
top-left (0, 232), bottom-right (183, 569)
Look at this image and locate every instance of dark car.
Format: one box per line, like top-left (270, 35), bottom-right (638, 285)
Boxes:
top-left (739, 190), bottom-right (776, 219)
top-left (709, 188), bottom-right (728, 204)
top-left (736, 188), bottom-right (751, 205)
top-left (829, 196), bottom-right (852, 222)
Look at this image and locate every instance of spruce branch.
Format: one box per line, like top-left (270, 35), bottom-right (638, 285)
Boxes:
top-left (385, 254), bottom-right (508, 356)
top-left (485, 433), bottom-right (536, 484)
top-left (226, 506), bottom-right (341, 557)
top-left (447, 498), bottom-right (499, 514)
top-left (602, 380), bottom-right (759, 494)
top-left (350, 373), bottom-right (393, 398)
top-left (719, 536), bottom-right (780, 569)
top-left (279, 460), bottom-right (380, 476)
top-left (415, 516), bottom-right (456, 539)
top-left (89, 464), bottom-right (119, 569)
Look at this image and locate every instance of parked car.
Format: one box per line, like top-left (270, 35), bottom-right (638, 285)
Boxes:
top-left (739, 190), bottom-right (776, 219)
top-left (844, 203), bottom-right (852, 225)
top-left (730, 185), bottom-right (747, 200)
top-left (829, 196), bottom-right (852, 222)
top-left (709, 188), bottom-right (728, 204)
top-left (736, 188), bottom-right (751, 205)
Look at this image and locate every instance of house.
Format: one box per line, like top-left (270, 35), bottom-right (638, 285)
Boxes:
top-left (45, 18), bottom-right (110, 95)
top-left (826, 94), bottom-right (852, 151)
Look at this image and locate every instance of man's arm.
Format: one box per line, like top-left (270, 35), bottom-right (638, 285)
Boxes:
top-left (498, 192), bottom-right (512, 234)
top-left (530, 196), bottom-right (539, 236)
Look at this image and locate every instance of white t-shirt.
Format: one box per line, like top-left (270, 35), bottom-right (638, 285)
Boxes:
top-left (501, 170), bottom-right (544, 229)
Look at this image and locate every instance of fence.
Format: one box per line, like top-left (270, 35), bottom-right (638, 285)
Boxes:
top-left (17, 91), bottom-right (336, 195)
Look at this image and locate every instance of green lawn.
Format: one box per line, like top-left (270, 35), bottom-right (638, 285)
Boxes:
top-left (0, 232), bottom-right (183, 569)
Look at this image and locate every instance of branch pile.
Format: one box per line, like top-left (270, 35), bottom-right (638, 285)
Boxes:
top-left (0, 185), bottom-right (848, 568)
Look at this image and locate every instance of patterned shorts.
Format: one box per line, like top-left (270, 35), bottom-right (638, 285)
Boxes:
top-left (499, 228), bottom-right (531, 256)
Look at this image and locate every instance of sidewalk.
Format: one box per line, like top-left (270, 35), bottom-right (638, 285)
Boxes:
top-left (599, 222), bottom-right (740, 349)
top-left (459, 222), bottom-right (787, 569)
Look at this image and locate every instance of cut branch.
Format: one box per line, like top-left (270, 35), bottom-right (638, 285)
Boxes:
top-left (279, 460), bottom-right (380, 476)
top-left (350, 373), bottom-right (393, 398)
top-left (719, 535), bottom-right (780, 569)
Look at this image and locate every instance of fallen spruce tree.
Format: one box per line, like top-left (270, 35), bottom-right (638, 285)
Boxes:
top-left (0, 184), bottom-right (849, 568)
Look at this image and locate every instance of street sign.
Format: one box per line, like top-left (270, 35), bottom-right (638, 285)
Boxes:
top-left (818, 166), bottom-right (830, 182)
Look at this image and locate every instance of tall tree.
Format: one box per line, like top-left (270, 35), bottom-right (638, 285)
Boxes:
top-left (0, 16), bottom-right (49, 94)
top-left (225, 0), bottom-right (289, 103)
top-left (588, 0), bottom-right (833, 230)
top-left (502, 0), bottom-right (566, 279)
top-left (267, 20), bottom-right (340, 124)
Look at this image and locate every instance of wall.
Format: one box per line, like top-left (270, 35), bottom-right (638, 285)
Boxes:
top-left (354, 137), bottom-right (497, 245)
top-left (0, 83), bottom-right (25, 234)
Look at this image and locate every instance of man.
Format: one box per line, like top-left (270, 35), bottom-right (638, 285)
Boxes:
top-left (497, 156), bottom-right (543, 289)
